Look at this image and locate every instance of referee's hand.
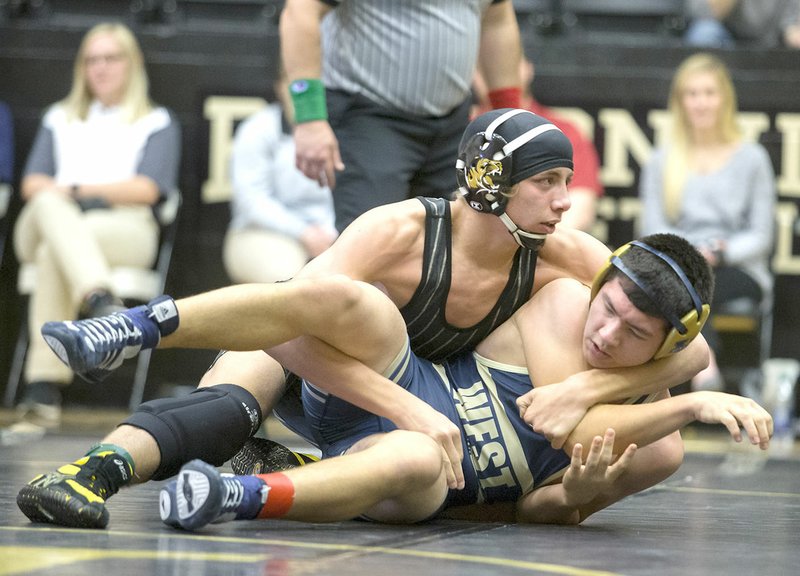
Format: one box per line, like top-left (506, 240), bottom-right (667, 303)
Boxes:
top-left (294, 120), bottom-right (345, 189)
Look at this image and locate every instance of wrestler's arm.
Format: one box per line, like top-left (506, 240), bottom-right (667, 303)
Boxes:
top-left (441, 433), bottom-right (638, 526)
top-left (566, 390), bottom-right (773, 454)
top-left (512, 353), bottom-right (770, 523)
top-left (296, 201), bottom-right (424, 290)
top-left (269, 333), bottom-right (465, 484)
top-left (521, 337), bottom-right (709, 448)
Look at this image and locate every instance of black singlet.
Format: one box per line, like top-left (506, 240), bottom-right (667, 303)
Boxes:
top-left (399, 197), bottom-right (538, 363)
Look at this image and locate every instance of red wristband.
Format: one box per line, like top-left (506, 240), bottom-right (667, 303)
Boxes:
top-left (488, 87), bottom-right (522, 110)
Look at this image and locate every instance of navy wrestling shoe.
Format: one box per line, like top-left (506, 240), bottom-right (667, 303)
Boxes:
top-left (41, 295), bottom-right (179, 384)
top-left (164, 460), bottom-right (253, 531)
top-left (159, 479), bottom-right (181, 527)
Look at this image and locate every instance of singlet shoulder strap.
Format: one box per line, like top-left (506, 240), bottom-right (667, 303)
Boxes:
top-left (411, 196), bottom-right (451, 310)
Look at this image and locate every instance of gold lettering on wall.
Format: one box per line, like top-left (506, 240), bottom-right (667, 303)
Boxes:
top-left (738, 112), bottom-right (771, 143)
top-left (202, 96), bottom-right (267, 203)
top-left (647, 109), bottom-right (671, 149)
top-left (203, 99), bottom-right (800, 273)
top-left (550, 106), bottom-right (596, 140)
top-left (597, 108), bottom-right (653, 188)
top-left (774, 201), bottom-right (800, 274)
top-left (776, 113), bottom-right (800, 197)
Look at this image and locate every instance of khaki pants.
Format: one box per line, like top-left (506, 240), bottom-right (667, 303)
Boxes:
top-left (222, 228), bottom-right (309, 284)
top-left (14, 191), bottom-right (158, 384)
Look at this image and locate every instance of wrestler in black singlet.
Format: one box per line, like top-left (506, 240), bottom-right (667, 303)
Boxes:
top-left (400, 197), bottom-right (539, 363)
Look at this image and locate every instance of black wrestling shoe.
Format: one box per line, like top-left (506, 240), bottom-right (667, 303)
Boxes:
top-left (16, 451), bottom-right (132, 529)
top-left (230, 437), bottom-right (318, 475)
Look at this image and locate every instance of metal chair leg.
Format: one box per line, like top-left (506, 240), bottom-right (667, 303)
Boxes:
top-left (4, 320), bottom-right (28, 408)
top-left (128, 348), bottom-right (153, 411)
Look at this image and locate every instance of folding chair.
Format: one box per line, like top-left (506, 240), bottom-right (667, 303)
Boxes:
top-left (0, 100), bottom-right (13, 265)
top-left (712, 288), bottom-right (774, 398)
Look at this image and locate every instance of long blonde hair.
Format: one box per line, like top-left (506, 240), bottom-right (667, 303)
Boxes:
top-left (62, 22), bottom-right (153, 122)
top-left (663, 53), bottom-right (741, 221)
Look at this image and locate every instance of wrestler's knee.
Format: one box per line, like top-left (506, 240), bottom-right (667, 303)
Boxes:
top-left (625, 431), bottom-right (684, 490)
top-left (380, 430), bottom-right (445, 488)
top-left (124, 383), bottom-right (263, 479)
top-left (303, 274), bottom-right (390, 328)
top-left (199, 349), bottom-right (286, 411)
top-left (649, 431), bottom-right (685, 480)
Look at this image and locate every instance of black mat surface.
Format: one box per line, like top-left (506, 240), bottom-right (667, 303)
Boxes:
top-left (2, 430), bottom-right (798, 576)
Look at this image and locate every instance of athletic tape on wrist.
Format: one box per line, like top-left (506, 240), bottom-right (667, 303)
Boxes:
top-left (488, 86), bottom-right (522, 110)
top-left (290, 78), bottom-right (328, 123)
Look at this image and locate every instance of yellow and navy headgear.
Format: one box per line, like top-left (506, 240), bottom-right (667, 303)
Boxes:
top-left (591, 240), bottom-right (711, 359)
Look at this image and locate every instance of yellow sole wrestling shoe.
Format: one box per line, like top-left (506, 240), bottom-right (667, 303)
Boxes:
top-left (16, 452), bottom-right (132, 529)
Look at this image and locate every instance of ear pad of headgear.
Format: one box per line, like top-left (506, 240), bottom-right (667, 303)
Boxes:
top-left (590, 242), bottom-right (710, 360)
top-left (654, 305), bottom-right (710, 358)
top-left (456, 131), bottom-right (512, 215)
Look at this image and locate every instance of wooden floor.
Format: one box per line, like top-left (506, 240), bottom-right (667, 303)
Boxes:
top-left (1, 409), bottom-right (799, 576)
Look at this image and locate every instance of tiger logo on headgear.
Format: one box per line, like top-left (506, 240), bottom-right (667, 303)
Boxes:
top-left (466, 157), bottom-right (504, 193)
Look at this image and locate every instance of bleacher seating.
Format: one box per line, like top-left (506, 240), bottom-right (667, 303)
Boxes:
top-left (515, 0), bottom-right (687, 42)
top-left (1, 0), bottom-right (284, 30)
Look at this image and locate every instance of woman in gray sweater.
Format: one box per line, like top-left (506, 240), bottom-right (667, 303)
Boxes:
top-left (639, 52), bottom-right (776, 392)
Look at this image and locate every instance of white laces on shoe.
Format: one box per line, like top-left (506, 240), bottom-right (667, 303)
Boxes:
top-left (73, 314), bottom-right (143, 368)
top-left (220, 475), bottom-right (245, 514)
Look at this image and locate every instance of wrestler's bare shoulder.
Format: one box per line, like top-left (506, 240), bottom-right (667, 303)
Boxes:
top-left (541, 226), bottom-right (605, 256)
top-left (344, 200), bottom-right (427, 249)
top-left (299, 200), bottom-right (427, 281)
top-left (536, 227), bottom-right (610, 287)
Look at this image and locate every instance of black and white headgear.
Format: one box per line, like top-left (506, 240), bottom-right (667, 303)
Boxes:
top-left (455, 108), bottom-right (573, 249)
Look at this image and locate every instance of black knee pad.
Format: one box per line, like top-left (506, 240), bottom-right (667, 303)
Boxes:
top-left (123, 384), bottom-right (262, 480)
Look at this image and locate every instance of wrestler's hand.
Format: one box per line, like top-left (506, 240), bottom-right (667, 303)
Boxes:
top-left (562, 428), bottom-right (637, 508)
top-left (294, 120), bottom-right (345, 188)
top-left (692, 391), bottom-right (774, 450)
top-left (517, 374), bottom-right (592, 449)
top-left (394, 402), bottom-right (465, 490)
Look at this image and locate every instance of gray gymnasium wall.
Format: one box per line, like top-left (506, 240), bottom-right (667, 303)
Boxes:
top-left (1, 3), bottom-right (798, 403)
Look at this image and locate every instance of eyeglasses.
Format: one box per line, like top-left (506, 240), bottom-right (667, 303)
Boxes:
top-left (84, 52), bottom-right (126, 66)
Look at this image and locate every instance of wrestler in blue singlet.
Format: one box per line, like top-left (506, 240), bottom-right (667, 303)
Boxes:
top-left (297, 341), bottom-right (570, 509)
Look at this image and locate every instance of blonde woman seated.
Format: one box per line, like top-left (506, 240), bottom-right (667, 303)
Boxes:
top-left (639, 52), bottom-right (775, 392)
top-left (12, 22), bottom-right (181, 427)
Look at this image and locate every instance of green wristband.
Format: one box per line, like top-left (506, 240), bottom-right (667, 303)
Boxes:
top-left (289, 78), bottom-right (328, 123)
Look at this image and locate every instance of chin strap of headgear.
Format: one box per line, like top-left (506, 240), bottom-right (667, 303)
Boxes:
top-left (498, 212), bottom-right (547, 251)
